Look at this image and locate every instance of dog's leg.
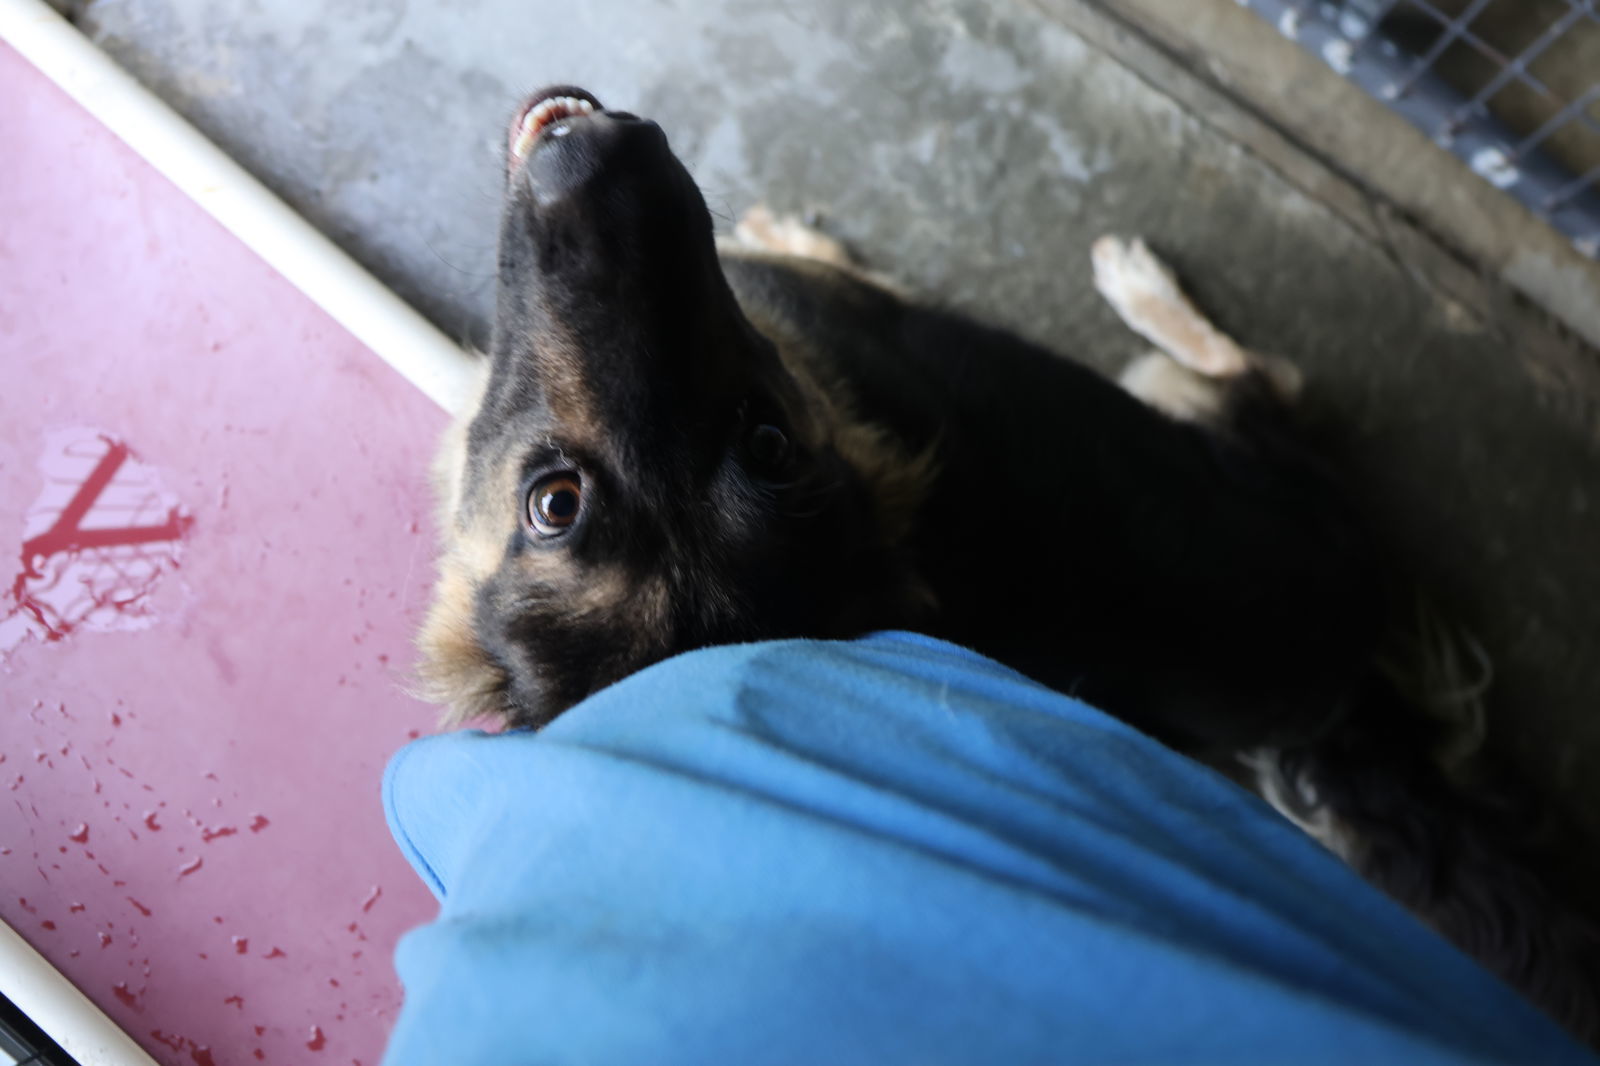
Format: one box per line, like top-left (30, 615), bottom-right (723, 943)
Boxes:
top-left (1092, 235), bottom-right (1249, 376)
top-left (1115, 352), bottom-right (1231, 422)
top-left (1092, 236), bottom-right (1301, 419)
top-left (728, 205), bottom-right (913, 300)
top-left (732, 205), bottom-right (857, 268)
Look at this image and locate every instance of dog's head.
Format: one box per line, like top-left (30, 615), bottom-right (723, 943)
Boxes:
top-left (418, 88), bottom-right (929, 727)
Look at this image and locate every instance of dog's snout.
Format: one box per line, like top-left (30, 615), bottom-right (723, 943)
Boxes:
top-left (525, 111), bottom-right (668, 205)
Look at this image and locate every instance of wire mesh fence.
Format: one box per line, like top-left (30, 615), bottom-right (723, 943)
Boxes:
top-left (1236, 0), bottom-right (1600, 259)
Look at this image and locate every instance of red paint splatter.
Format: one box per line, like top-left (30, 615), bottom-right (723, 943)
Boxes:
top-left (178, 856), bottom-right (203, 877)
top-left (69, 902), bottom-right (85, 913)
top-left (98, 932), bottom-right (112, 948)
top-left (111, 982), bottom-right (141, 1011)
top-left (6, 434), bottom-right (193, 647)
top-left (328, 977), bottom-right (340, 987)
top-left (201, 825), bottom-right (236, 842)
top-left (307, 1025), bottom-right (326, 1051)
top-left (223, 995), bottom-right (244, 1009)
top-left (360, 885), bottom-right (382, 912)
top-left (41, 920), bottom-right (56, 931)
top-left (232, 936), bottom-right (249, 954)
top-left (264, 946), bottom-right (286, 959)
top-left (254, 1026), bottom-right (266, 1037)
top-left (248, 814), bottom-right (270, 832)
top-left (148, 1030), bottom-right (214, 1065)
top-left (126, 897), bottom-right (152, 917)
top-left (143, 811), bottom-right (161, 831)
top-left (111, 711), bottom-right (122, 727)
top-left (253, 1051), bottom-right (264, 1061)
top-left (17, 898), bottom-right (36, 914)
top-left (68, 823), bottom-right (89, 844)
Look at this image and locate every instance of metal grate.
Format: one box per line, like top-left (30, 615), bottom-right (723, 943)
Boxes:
top-left (1237, 0), bottom-right (1600, 259)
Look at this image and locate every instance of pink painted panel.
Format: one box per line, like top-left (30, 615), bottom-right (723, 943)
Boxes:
top-left (1, 41), bottom-right (445, 1066)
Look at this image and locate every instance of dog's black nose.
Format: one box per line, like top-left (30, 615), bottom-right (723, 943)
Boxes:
top-left (525, 111), bottom-right (667, 205)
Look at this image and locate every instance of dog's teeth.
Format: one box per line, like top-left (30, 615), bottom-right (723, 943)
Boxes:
top-left (511, 96), bottom-right (599, 160)
top-left (510, 125), bottom-right (538, 160)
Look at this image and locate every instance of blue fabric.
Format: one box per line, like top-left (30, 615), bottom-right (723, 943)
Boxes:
top-left (381, 632), bottom-right (1592, 1065)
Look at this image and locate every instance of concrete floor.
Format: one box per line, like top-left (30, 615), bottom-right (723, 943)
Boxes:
top-left (63, 0), bottom-right (1600, 876)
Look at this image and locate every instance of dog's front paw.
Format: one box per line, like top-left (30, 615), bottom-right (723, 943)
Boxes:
top-left (733, 204), bottom-right (855, 267)
top-left (1091, 235), bottom-right (1249, 378)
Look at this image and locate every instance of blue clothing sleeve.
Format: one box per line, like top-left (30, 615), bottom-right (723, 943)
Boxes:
top-left (381, 631), bottom-right (1592, 1065)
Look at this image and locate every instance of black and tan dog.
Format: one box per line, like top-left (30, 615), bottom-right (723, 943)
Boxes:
top-left (417, 86), bottom-right (1599, 1041)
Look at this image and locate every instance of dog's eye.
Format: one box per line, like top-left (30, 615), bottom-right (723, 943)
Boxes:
top-left (528, 473), bottom-right (582, 535)
top-left (746, 424), bottom-right (791, 474)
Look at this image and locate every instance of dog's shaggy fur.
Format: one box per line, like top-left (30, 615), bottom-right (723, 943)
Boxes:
top-left (417, 86), bottom-right (1600, 1043)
